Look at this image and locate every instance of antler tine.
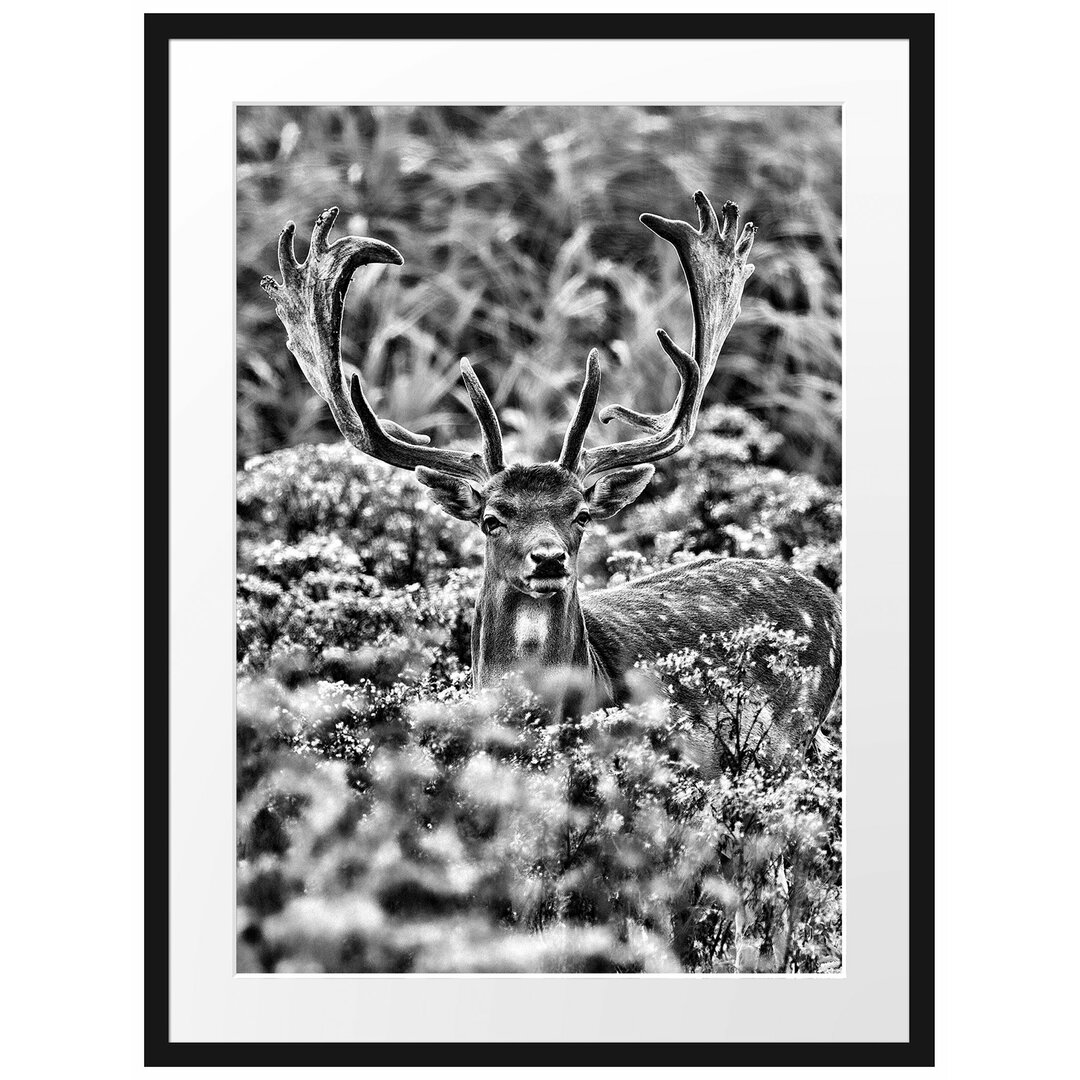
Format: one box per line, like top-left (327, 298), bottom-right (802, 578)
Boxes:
top-left (262, 208), bottom-right (494, 484)
top-left (597, 329), bottom-right (695, 433)
top-left (459, 358), bottom-right (504, 474)
top-left (575, 190), bottom-right (756, 483)
top-left (558, 349), bottom-right (602, 472)
top-left (276, 221), bottom-right (302, 287)
top-left (309, 205), bottom-right (338, 256)
top-left (578, 334), bottom-right (701, 479)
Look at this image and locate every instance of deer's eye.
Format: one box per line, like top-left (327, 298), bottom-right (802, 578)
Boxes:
top-left (482, 515), bottom-right (505, 534)
top-left (574, 510), bottom-right (592, 527)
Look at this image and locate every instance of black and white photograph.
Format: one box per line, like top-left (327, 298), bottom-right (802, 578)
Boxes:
top-left (236, 103), bottom-right (843, 975)
top-left (23, 3), bottom-right (1080, 1073)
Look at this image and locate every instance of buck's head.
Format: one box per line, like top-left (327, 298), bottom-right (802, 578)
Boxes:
top-left (261, 194), bottom-right (756, 597)
top-left (415, 460), bottom-right (654, 598)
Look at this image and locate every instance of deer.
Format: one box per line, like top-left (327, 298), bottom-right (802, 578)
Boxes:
top-left (260, 191), bottom-right (841, 971)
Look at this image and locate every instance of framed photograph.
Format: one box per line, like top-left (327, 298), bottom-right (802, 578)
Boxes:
top-left (147, 12), bottom-right (934, 1066)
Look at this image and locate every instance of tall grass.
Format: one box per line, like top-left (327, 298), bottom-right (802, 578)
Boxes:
top-left (237, 105), bottom-right (841, 481)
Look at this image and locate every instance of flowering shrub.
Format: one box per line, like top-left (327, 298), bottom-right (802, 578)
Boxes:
top-left (238, 443), bottom-right (482, 584)
top-left (237, 406), bottom-right (842, 973)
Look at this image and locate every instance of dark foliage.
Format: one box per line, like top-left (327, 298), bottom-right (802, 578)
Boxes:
top-left (237, 105), bottom-right (841, 481)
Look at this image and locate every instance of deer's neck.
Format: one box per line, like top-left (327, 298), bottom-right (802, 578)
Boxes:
top-left (473, 574), bottom-right (594, 687)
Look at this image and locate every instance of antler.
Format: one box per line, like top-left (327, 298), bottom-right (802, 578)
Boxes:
top-left (559, 191), bottom-right (756, 482)
top-left (261, 207), bottom-right (503, 484)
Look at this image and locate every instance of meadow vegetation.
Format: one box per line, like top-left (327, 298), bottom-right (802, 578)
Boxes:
top-left (237, 105), bottom-right (841, 481)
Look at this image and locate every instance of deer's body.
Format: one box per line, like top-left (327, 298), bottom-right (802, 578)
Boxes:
top-left (474, 554), bottom-right (840, 761)
top-left (262, 192), bottom-right (841, 970)
top-left (586, 558), bottom-right (840, 711)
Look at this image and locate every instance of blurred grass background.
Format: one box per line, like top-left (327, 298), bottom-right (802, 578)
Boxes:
top-left (237, 105), bottom-right (841, 482)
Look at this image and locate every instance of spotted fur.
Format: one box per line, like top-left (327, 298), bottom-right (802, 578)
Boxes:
top-left (583, 558), bottom-right (842, 763)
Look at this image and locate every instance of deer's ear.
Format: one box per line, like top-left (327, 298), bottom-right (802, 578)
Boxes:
top-left (586, 464), bottom-right (655, 519)
top-left (415, 467), bottom-right (484, 523)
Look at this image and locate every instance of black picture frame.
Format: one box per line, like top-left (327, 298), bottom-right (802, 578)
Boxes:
top-left (145, 11), bottom-right (934, 1067)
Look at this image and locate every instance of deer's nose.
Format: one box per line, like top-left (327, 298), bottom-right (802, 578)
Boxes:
top-left (528, 545), bottom-right (568, 575)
